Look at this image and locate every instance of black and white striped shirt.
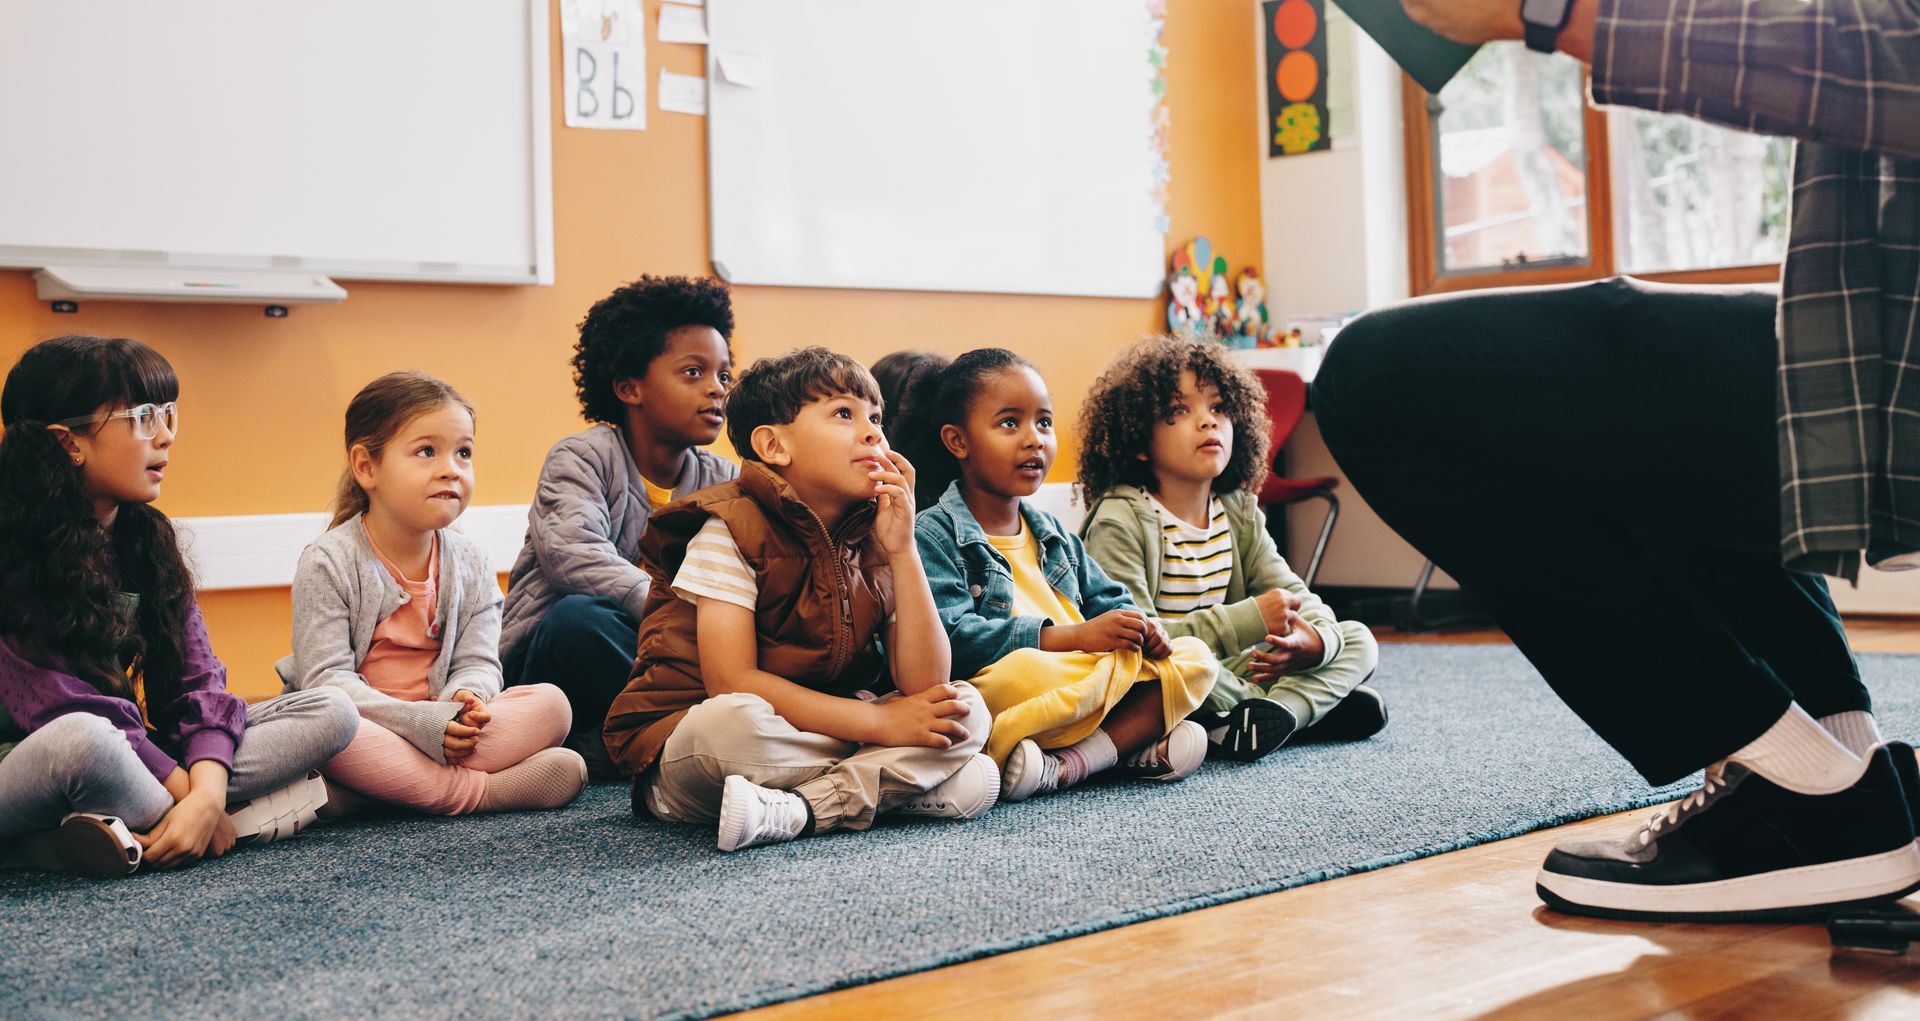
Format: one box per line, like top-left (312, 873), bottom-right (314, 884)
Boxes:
top-left (1150, 494), bottom-right (1233, 619)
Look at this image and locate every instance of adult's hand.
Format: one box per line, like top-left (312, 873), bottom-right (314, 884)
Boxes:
top-left (1401, 0), bottom-right (1597, 62)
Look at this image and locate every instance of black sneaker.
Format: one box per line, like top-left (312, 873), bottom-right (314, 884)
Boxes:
top-left (1296, 684), bottom-right (1388, 743)
top-left (1535, 747), bottom-right (1920, 922)
top-left (1191, 697), bottom-right (1297, 762)
top-left (1886, 740), bottom-right (1920, 841)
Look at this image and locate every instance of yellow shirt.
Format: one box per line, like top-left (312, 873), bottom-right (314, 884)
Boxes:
top-left (985, 520), bottom-right (1084, 625)
top-left (642, 476), bottom-right (674, 510)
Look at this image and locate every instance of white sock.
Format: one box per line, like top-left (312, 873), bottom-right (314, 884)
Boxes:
top-left (1817, 710), bottom-right (1885, 757)
top-left (1055, 729), bottom-right (1119, 788)
top-left (1729, 704), bottom-right (1867, 795)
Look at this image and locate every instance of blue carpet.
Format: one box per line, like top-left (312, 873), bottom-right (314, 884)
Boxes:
top-left (4, 645), bottom-right (1918, 1020)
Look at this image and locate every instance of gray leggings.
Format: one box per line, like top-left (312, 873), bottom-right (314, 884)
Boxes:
top-left (0, 687), bottom-right (359, 839)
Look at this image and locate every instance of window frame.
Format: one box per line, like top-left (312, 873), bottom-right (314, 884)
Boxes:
top-left (1400, 72), bottom-right (1782, 296)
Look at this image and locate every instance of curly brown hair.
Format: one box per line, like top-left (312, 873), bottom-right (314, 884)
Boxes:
top-left (1075, 336), bottom-right (1270, 503)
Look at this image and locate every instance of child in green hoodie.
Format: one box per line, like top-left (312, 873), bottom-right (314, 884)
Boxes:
top-left (1077, 336), bottom-right (1385, 762)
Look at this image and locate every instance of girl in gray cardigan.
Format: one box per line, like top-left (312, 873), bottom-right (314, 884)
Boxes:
top-left (278, 373), bottom-right (585, 816)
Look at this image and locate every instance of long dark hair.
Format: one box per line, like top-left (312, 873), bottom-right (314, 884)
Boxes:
top-left (332, 372), bottom-right (475, 528)
top-left (0, 336), bottom-right (192, 707)
top-left (891, 348), bottom-right (1037, 507)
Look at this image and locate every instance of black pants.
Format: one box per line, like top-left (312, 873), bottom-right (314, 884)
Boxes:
top-left (1311, 277), bottom-right (1865, 785)
top-left (508, 594), bottom-right (639, 780)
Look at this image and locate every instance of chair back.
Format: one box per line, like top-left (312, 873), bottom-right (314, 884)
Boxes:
top-left (1254, 368), bottom-right (1309, 458)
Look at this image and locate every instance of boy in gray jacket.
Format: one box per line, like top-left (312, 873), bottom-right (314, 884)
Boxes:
top-left (501, 276), bottom-right (739, 778)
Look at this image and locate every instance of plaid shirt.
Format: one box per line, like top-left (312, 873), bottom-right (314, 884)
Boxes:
top-left (1591, 0), bottom-right (1920, 580)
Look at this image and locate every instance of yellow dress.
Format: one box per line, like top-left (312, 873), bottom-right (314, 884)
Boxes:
top-left (969, 521), bottom-right (1216, 765)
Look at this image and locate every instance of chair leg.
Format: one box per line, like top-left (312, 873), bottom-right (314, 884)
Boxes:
top-left (1403, 558), bottom-right (1492, 633)
top-left (1303, 490), bottom-right (1338, 590)
top-left (1407, 559), bottom-right (1437, 628)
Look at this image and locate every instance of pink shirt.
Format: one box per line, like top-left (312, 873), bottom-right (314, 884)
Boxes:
top-left (358, 526), bottom-right (440, 702)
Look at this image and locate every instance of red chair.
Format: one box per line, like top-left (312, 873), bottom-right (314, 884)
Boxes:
top-left (1253, 369), bottom-right (1339, 588)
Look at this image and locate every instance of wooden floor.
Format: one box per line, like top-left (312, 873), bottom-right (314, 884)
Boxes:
top-left (735, 617), bottom-right (1920, 1021)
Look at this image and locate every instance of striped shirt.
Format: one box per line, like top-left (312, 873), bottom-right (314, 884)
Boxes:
top-left (673, 517), bottom-right (758, 611)
top-left (1591, 0), bottom-right (1920, 579)
top-left (1149, 494), bottom-right (1233, 619)
top-left (671, 517), bottom-right (897, 623)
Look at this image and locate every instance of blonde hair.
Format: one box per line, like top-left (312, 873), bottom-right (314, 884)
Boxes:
top-left (331, 371), bottom-right (475, 528)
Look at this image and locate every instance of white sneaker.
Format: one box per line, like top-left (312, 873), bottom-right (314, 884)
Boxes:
top-left (229, 770), bottom-right (329, 846)
top-left (896, 754), bottom-right (1001, 820)
top-left (716, 775), bottom-right (810, 852)
top-left (1001, 739), bottom-right (1061, 802)
top-left (1, 812), bottom-right (141, 876)
top-left (1121, 720), bottom-right (1208, 783)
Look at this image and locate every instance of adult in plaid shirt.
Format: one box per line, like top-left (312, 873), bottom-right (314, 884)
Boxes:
top-left (1313, 0), bottom-right (1920, 922)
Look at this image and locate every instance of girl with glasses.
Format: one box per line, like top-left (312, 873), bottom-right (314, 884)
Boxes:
top-left (0, 335), bottom-right (359, 877)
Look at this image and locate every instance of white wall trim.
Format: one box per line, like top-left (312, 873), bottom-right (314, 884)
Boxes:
top-left (174, 485), bottom-right (1089, 592)
top-left (176, 504), bottom-right (534, 591)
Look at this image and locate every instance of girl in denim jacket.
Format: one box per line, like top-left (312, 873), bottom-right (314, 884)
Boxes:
top-left (899, 349), bottom-right (1217, 801)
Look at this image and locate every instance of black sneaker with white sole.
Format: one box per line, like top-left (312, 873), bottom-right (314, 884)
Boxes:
top-left (1295, 684), bottom-right (1388, 743)
top-left (1535, 746), bottom-right (1920, 922)
top-left (1886, 740), bottom-right (1920, 842)
top-left (1192, 697), bottom-right (1297, 762)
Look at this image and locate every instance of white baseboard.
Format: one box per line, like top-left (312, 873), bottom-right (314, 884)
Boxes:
top-left (175, 504), bottom-right (532, 591)
top-left (174, 484), bottom-right (1087, 593)
top-left (169, 487), bottom-right (1920, 614)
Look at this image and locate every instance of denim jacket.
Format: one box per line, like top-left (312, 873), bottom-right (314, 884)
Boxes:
top-left (913, 480), bottom-right (1137, 679)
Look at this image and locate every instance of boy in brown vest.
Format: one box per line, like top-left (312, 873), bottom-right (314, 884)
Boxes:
top-left (603, 347), bottom-right (998, 851)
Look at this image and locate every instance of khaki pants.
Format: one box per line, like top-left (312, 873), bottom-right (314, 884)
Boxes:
top-left (639, 682), bottom-right (990, 833)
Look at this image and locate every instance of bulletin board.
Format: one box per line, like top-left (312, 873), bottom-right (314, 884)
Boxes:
top-left (704, 0), bottom-right (1170, 299)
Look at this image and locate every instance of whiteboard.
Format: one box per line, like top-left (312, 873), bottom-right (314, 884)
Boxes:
top-left (705, 0), bottom-right (1167, 299)
top-left (0, 1), bottom-right (554, 286)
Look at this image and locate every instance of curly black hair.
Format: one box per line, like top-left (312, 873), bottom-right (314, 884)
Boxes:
top-left (572, 275), bottom-right (735, 425)
top-left (726, 346), bottom-right (882, 463)
top-left (891, 348), bottom-right (1036, 507)
top-left (1075, 336), bottom-right (1270, 504)
top-left (0, 336), bottom-right (194, 709)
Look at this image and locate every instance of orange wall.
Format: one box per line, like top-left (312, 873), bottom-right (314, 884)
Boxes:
top-left (0, 3), bottom-right (1261, 699)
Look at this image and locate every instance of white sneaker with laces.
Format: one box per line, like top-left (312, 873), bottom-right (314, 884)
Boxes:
top-left (1122, 720), bottom-right (1208, 782)
top-left (1001, 739), bottom-right (1061, 802)
top-left (716, 775), bottom-right (810, 852)
top-left (896, 754), bottom-right (1000, 820)
top-left (229, 770), bottom-right (329, 846)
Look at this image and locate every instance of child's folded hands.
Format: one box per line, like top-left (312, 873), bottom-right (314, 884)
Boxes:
top-left (868, 682), bottom-right (972, 749)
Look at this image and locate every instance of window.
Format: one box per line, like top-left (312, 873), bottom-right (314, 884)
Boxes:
top-left (1404, 43), bottom-right (1789, 294)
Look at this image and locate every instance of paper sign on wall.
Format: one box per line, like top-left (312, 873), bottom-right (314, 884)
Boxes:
top-left (659, 69), bottom-right (708, 115)
top-left (715, 50), bottom-right (762, 88)
top-left (658, 3), bottom-right (710, 44)
top-left (562, 0), bottom-right (646, 130)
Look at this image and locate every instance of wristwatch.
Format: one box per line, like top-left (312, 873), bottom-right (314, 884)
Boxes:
top-left (1520, 0), bottom-right (1575, 54)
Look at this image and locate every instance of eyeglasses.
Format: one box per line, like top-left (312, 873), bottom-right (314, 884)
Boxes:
top-left (55, 402), bottom-right (179, 440)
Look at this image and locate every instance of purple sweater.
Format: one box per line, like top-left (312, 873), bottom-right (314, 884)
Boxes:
top-left (0, 600), bottom-right (244, 782)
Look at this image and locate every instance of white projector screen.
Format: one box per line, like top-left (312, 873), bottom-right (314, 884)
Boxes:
top-left (705, 0), bottom-right (1168, 299)
top-left (0, 0), bottom-right (553, 285)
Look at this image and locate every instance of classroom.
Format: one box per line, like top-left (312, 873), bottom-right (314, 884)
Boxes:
top-left (3, 1), bottom-right (1919, 1018)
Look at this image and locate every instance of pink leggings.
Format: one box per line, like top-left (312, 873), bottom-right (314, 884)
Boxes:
top-left (324, 684), bottom-right (572, 816)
